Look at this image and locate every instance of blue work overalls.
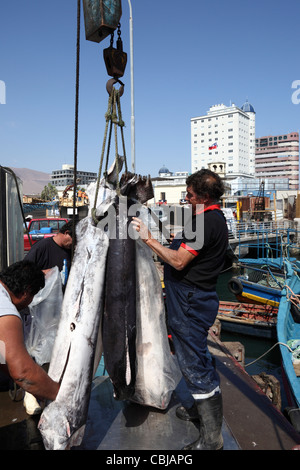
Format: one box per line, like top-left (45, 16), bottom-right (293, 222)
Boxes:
top-left (164, 237), bottom-right (220, 399)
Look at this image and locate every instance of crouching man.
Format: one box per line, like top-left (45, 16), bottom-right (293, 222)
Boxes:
top-left (0, 260), bottom-right (59, 401)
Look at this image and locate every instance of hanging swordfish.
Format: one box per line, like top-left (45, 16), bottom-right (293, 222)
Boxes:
top-left (38, 162), bottom-right (181, 450)
top-left (102, 193), bottom-right (137, 400)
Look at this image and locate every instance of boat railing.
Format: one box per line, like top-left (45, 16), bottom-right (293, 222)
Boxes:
top-left (228, 220), bottom-right (297, 239)
top-left (228, 220), bottom-right (300, 259)
top-left (240, 264), bottom-right (286, 290)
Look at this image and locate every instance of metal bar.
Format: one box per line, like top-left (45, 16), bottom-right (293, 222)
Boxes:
top-left (128, 0), bottom-right (135, 172)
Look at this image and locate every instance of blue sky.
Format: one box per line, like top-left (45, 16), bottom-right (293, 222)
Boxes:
top-left (1, 0), bottom-right (300, 178)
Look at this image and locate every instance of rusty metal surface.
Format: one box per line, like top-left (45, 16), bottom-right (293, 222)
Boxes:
top-left (209, 332), bottom-right (300, 450)
top-left (82, 0), bottom-right (122, 43)
top-left (103, 46), bottom-right (127, 78)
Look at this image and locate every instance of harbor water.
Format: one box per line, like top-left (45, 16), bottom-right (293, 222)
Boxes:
top-left (216, 265), bottom-right (289, 411)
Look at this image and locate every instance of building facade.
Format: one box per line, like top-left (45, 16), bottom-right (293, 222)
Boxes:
top-left (191, 101), bottom-right (256, 177)
top-left (50, 164), bottom-right (97, 194)
top-left (150, 168), bottom-right (189, 204)
top-left (255, 132), bottom-right (299, 189)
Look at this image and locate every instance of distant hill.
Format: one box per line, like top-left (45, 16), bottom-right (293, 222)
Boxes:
top-left (10, 168), bottom-right (50, 196)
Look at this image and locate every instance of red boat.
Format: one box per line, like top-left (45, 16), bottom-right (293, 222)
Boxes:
top-left (217, 301), bottom-right (278, 340)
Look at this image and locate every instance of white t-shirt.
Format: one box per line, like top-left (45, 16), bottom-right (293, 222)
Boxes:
top-left (0, 283), bottom-right (21, 320)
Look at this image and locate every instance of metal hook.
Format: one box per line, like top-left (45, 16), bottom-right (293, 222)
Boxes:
top-left (106, 78), bottom-right (124, 96)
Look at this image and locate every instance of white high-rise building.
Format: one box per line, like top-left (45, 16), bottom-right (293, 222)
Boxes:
top-left (191, 101), bottom-right (256, 177)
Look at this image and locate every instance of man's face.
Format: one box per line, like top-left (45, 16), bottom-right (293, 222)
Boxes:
top-left (185, 186), bottom-right (206, 213)
top-left (15, 291), bottom-right (35, 311)
top-left (61, 231), bottom-right (73, 249)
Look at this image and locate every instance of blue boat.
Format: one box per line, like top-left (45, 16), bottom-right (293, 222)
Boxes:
top-left (228, 222), bottom-right (300, 307)
top-left (277, 260), bottom-right (300, 432)
top-left (228, 258), bottom-right (286, 307)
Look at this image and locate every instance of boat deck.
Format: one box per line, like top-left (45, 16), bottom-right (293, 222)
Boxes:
top-left (1, 331), bottom-right (300, 451)
top-left (77, 376), bottom-right (239, 450)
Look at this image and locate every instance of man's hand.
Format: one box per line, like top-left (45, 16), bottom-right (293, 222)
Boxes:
top-left (131, 217), bottom-right (152, 242)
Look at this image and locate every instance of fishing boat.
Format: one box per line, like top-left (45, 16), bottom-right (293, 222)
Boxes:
top-left (217, 300), bottom-right (278, 339)
top-left (277, 260), bottom-right (300, 432)
top-left (227, 257), bottom-right (286, 307)
top-left (227, 222), bottom-right (300, 307)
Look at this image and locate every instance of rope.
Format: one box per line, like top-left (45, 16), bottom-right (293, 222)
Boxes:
top-left (91, 85), bottom-right (127, 224)
top-left (112, 89), bottom-right (120, 194)
top-left (92, 92), bottom-right (114, 219)
top-left (116, 91), bottom-right (127, 173)
top-left (72, 0), bottom-right (81, 258)
top-left (245, 341), bottom-right (293, 368)
top-left (285, 284), bottom-right (300, 309)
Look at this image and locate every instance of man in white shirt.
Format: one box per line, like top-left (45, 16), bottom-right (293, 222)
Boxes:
top-left (0, 260), bottom-right (59, 402)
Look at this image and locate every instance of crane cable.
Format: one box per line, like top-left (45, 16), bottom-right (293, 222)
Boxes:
top-left (72, 0), bottom-right (81, 259)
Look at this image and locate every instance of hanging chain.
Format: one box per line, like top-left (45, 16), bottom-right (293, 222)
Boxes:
top-left (116, 23), bottom-right (123, 50)
top-left (110, 30), bottom-right (114, 47)
top-left (110, 23), bottom-right (123, 50)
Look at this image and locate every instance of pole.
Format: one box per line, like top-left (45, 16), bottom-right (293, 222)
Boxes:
top-left (128, 0), bottom-right (135, 173)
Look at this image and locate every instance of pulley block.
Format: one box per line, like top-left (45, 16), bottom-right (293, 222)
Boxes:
top-left (103, 24), bottom-right (127, 78)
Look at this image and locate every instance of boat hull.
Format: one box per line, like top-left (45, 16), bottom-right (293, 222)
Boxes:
top-left (228, 277), bottom-right (281, 307)
top-left (217, 301), bottom-right (277, 339)
top-left (277, 262), bottom-right (300, 411)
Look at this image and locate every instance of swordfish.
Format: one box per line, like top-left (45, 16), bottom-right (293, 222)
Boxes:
top-left (102, 195), bottom-right (137, 400)
top-left (38, 167), bottom-right (117, 450)
top-left (38, 165), bottom-right (180, 450)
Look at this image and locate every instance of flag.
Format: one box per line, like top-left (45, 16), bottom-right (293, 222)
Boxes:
top-left (209, 142), bottom-right (218, 150)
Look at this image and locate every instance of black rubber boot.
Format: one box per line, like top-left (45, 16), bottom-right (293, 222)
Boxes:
top-left (176, 402), bottom-right (199, 421)
top-left (183, 393), bottom-right (223, 450)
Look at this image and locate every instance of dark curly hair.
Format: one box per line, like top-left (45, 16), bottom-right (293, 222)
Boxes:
top-left (59, 220), bottom-right (76, 237)
top-left (0, 260), bottom-right (45, 296)
top-left (186, 169), bottom-right (224, 201)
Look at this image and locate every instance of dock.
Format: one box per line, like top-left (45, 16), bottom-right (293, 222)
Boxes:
top-left (2, 328), bottom-right (299, 451)
top-left (76, 330), bottom-right (300, 451)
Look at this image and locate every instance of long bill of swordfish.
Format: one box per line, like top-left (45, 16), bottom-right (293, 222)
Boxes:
top-left (38, 165), bottom-right (118, 450)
